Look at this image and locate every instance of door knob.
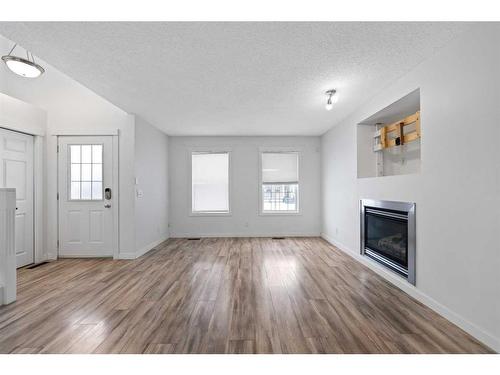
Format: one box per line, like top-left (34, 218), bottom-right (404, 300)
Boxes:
top-left (104, 204), bottom-right (111, 208)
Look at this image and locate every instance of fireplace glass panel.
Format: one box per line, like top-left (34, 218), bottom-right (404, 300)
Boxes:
top-left (365, 211), bottom-right (408, 268)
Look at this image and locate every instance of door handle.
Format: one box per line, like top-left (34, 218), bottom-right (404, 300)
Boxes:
top-left (104, 204), bottom-right (111, 208)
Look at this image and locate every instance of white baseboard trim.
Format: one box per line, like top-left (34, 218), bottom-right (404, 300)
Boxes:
top-left (119, 234), bottom-right (170, 260)
top-left (170, 232), bottom-right (320, 238)
top-left (136, 235), bottom-right (170, 258)
top-left (117, 252), bottom-right (136, 260)
top-left (47, 252), bottom-right (58, 261)
top-left (321, 232), bottom-right (499, 353)
top-left (58, 253), bottom-right (114, 258)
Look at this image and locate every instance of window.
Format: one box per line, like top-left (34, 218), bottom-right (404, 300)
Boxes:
top-left (261, 151), bottom-right (299, 213)
top-left (191, 151), bottom-right (230, 214)
top-left (69, 144), bottom-right (103, 200)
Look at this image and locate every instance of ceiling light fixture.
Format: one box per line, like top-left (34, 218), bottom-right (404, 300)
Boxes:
top-left (325, 89), bottom-right (338, 111)
top-left (2, 44), bottom-right (45, 78)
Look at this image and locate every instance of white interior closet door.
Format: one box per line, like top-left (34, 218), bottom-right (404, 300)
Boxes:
top-left (58, 136), bottom-right (114, 257)
top-left (0, 128), bottom-right (34, 268)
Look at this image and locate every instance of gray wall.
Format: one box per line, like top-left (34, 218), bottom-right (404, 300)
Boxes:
top-left (169, 136), bottom-right (321, 237)
top-left (134, 117), bottom-right (169, 253)
top-left (321, 24), bottom-right (500, 351)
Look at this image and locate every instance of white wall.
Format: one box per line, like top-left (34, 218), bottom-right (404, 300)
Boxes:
top-left (0, 92), bottom-right (46, 136)
top-left (321, 24), bottom-right (500, 351)
top-left (169, 136), bottom-right (321, 237)
top-left (0, 34), bottom-right (136, 259)
top-left (134, 116), bottom-right (169, 256)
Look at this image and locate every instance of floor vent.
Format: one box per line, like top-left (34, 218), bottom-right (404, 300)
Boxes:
top-left (187, 238), bottom-right (201, 241)
top-left (25, 261), bottom-right (50, 270)
top-left (272, 237), bottom-right (286, 240)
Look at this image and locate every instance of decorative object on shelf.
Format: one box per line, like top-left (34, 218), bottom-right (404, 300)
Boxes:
top-left (324, 89), bottom-right (338, 110)
top-left (373, 111), bottom-right (420, 152)
top-left (2, 43), bottom-right (45, 78)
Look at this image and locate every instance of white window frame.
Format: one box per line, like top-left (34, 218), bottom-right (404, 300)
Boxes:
top-left (189, 147), bottom-right (232, 217)
top-left (259, 147), bottom-right (301, 216)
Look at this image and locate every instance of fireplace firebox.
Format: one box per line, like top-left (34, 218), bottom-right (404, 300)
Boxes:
top-left (360, 199), bottom-right (416, 285)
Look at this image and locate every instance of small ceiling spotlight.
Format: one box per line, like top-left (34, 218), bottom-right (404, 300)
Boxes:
top-left (325, 89), bottom-right (338, 111)
top-left (2, 43), bottom-right (45, 78)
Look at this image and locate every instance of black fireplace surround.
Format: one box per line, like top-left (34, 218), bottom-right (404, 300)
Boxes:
top-left (360, 199), bottom-right (416, 285)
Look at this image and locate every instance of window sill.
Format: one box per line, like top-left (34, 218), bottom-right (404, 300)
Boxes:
top-left (190, 211), bottom-right (232, 217)
top-left (259, 211), bottom-right (301, 216)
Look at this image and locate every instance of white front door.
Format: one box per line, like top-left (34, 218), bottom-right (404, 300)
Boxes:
top-left (58, 136), bottom-right (115, 257)
top-left (0, 128), bottom-right (34, 268)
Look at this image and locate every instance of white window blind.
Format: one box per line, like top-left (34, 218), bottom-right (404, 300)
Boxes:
top-left (192, 152), bottom-right (229, 213)
top-left (262, 152), bottom-right (298, 184)
top-left (261, 151), bottom-right (299, 213)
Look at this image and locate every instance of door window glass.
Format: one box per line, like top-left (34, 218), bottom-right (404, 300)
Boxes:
top-left (69, 144), bottom-right (103, 200)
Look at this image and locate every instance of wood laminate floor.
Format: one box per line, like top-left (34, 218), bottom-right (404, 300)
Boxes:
top-left (0, 237), bottom-right (492, 354)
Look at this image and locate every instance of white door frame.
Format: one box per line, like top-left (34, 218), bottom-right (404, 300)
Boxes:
top-left (33, 135), bottom-right (44, 263)
top-left (56, 134), bottom-right (119, 259)
top-left (0, 126), bottom-right (44, 266)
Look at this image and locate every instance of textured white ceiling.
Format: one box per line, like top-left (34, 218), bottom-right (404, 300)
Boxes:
top-left (0, 22), bottom-right (470, 135)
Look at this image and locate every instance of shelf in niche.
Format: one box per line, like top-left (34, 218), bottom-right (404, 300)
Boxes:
top-left (357, 89), bottom-right (421, 179)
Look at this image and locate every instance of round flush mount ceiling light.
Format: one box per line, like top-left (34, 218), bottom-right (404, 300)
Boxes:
top-left (2, 44), bottom-right (45, 78)
top-left (325, 89), bottom-right (338, 111)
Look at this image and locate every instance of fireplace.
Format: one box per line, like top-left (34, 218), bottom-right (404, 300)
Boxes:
top-left (360, 199), bottom-right (416, 285)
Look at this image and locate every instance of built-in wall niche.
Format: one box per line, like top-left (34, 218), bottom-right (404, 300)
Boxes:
top-left (357, 89), bottom-right (421, 178)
